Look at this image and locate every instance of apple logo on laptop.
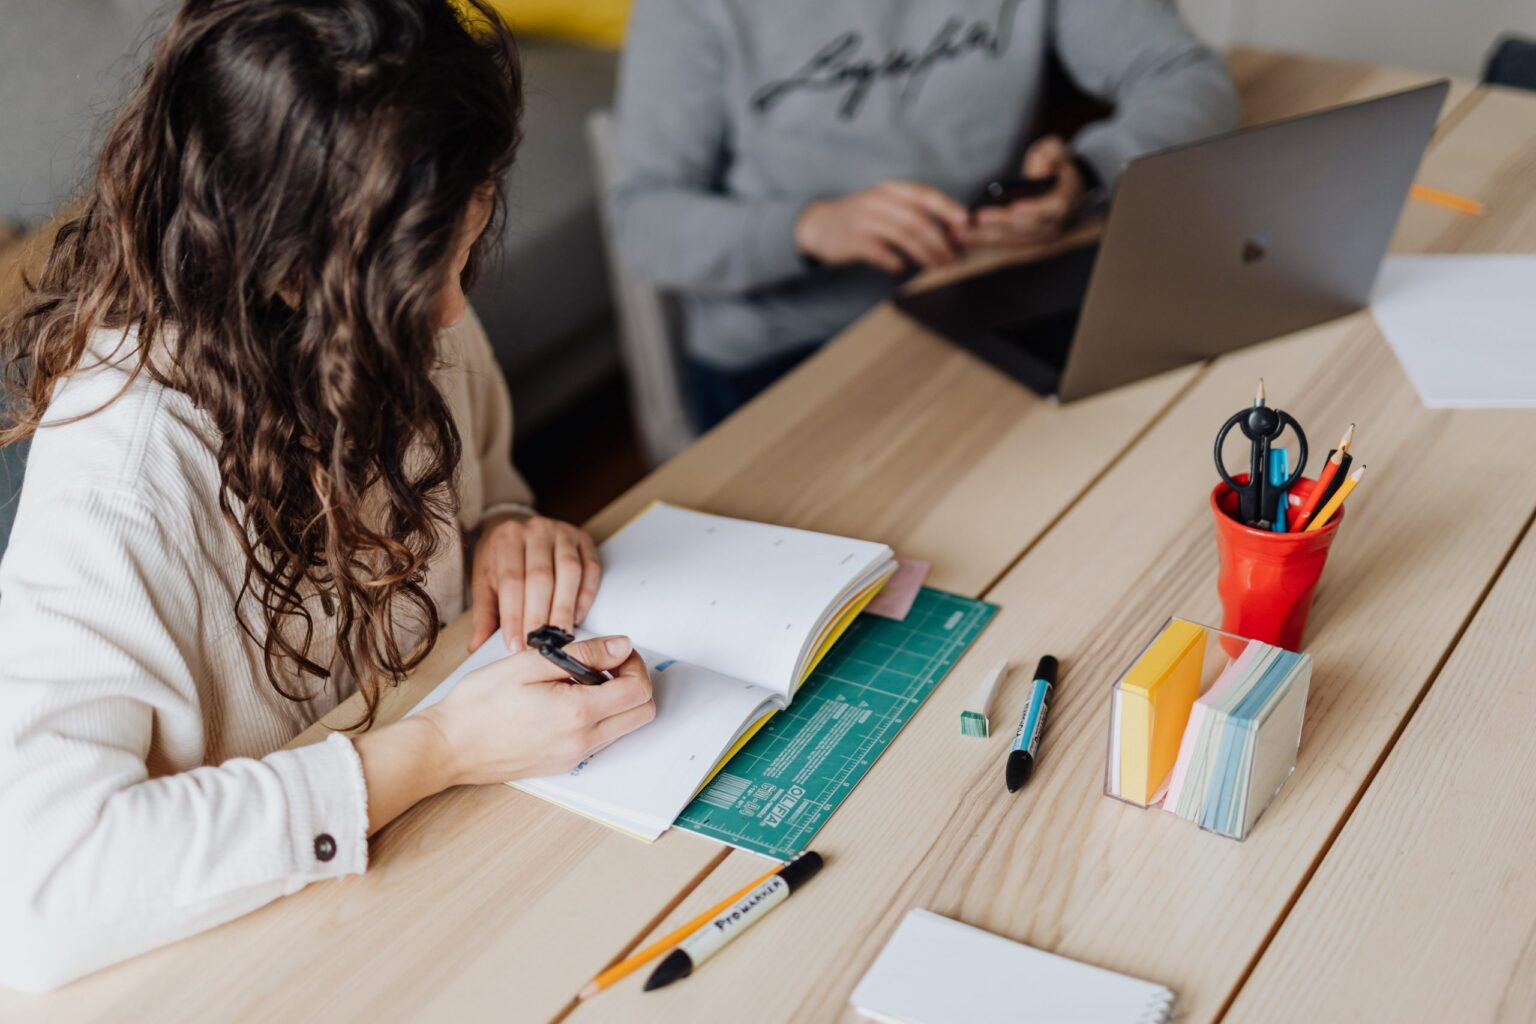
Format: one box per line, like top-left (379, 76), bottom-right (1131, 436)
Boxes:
top-left (1241, 233), bottom-right (1270, 265)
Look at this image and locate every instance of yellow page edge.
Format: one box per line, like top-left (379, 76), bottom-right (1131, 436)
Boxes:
top-left (505, 781), bottom-right (658, 842)
top-left (797, 566), bottom-right (898, 689)
top-left (692, 569), bottom-right (896, 794)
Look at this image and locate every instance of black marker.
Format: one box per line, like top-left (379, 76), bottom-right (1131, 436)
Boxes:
top-left (644, 852), bottom-right (824, 992)
top-left (1005, 656), bottom-right (1058, 793)
top-left (527, 625), bottom-right (608, 685)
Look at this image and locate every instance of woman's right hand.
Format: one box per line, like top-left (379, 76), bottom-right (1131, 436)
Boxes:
top-left (418, 635), bottom-right (655, 785)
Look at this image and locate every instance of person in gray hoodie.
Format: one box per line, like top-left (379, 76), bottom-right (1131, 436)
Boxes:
top-left (609, 0), bottom-right (1240, 428)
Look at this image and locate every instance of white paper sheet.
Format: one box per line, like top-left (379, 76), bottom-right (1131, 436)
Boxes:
top-left (1372, 255), bottom-right (1536, 408)
top-left (851, 909), bottom-right (1175, 1024)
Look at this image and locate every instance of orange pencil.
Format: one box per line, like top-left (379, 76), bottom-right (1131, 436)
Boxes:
top-left (1305, 465), bottom-right (1365, 532)
top-left (1293, 433), bottom-right (1348, 529)
top-left (577, 864), bottom-right (786, 1001)
top-left (1411, 183), bottom-right (1485, 216)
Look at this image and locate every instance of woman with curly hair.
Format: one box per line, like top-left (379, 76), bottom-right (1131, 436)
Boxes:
top-left (0, 0), bottom-right (654, 991)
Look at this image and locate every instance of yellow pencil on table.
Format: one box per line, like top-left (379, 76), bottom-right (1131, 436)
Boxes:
top-left (1304, 465), bottom-right (1365, 532)
top-left (577, 864), bottom-right (786, 1000)
top-left (1410, 183), bottom-right (1484, 216)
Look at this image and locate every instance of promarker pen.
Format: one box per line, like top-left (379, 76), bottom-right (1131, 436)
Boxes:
top-left (643, 852), bottom-right (824, 991)
top-left (1005, 656), bottom-right (1058, 793)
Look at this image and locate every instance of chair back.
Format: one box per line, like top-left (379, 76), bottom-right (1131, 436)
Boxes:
top-left (585, 109), bottom-right (696, 466)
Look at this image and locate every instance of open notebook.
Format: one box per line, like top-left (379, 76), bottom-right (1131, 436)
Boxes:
top-left (410, 503), bottom-right (897, 839)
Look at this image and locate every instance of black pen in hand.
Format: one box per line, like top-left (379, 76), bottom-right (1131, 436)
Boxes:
top-left (527, 625), bottom-right (610, 685)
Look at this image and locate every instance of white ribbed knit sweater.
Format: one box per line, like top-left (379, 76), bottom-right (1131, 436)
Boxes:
top-left (0, 310), bottom-right (534, 992)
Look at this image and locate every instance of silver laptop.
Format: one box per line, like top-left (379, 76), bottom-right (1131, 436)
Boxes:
top-left (894, 80), bottom-right (1450, 401)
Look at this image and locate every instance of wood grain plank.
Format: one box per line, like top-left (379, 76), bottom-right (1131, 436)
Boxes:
top-left (0, 343), bottom-right (1189, 1024)
top-left (0, 52), bottom-right (1492, 1024)
top-left (573, 86), bottom-right (1536, 1024)
top-left (1227, 510), bottom-right (1536, 1023)
top-left (1221, 87), bottom-right (1536, 1024)
top-left (1391, 86), bottom-right (1536, 255)
top-left (582, 299), bottom-right (1193, 596)
top-left (577, 310), bottom-right (1536, 1024)
top-left (1225, 46), bottom-right (1476, 128)
top-left (0, 89), bottom-right (1204, 1024)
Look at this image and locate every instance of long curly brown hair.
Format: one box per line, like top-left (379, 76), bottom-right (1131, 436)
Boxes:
top-left (0, 0), bottom-right (522, 726)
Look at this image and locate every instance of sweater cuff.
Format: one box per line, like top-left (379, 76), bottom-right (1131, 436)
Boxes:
top-left (476, 501), bottom-right (538, 531)
top-left (1071, 122), bottom-right (1138, 196)
top-left (266, 732), bottom-right (370, 883)
top-left (743, 198), bottom-right (811, 291)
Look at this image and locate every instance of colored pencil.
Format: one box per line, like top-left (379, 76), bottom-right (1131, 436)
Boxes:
top-left (1317, 450), bottom-right (1354, 508)
top-left (1411, 183), bottom-right (1485, 216)
top-left (1305, 465), bottom-right (1365, 532)
top-left (577, 864), bottom-right (786, 1001)
top-left (1293, 449), bottom-right (1343, 529)
top-left (1293, 423), bottom-right (1357, 529)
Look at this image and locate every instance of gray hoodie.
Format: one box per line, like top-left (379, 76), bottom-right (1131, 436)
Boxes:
top-left (610, 0), bottom-right (1240, 369)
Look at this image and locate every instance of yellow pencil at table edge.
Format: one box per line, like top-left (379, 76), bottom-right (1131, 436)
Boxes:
top-left (1305, 465), bottom-right (1366, 532)
top-left (1410, 183), bottom-right (1485, 216)
top-left (577, 863), bottom-right (786, 1000)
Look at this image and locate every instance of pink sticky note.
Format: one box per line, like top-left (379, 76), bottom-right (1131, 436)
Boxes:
top-left (864, 559), bottom-right (932, 622)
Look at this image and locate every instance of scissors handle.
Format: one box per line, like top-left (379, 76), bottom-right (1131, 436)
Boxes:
top-left (1272, 411), bottom-right (1309, 491)
top-left (1214, 409), bottom-right (1309, 525)
top-left (1212, 411), bottom-right (1251, 493)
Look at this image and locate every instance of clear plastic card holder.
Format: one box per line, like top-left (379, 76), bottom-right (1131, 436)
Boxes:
top-left (1104, 617), bottom-right (1311, 841)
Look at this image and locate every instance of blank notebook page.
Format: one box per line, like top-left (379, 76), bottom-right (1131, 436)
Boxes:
top-left (852, 909), bottom-right (1174, 1024)
top-left (583, 503), bottom-right (893, 695)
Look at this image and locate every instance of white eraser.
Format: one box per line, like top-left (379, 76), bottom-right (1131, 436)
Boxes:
top-left (960, 659), bottom-right (1011, 738)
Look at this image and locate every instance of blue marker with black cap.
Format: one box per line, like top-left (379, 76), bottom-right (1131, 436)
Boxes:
top-left (1005, 656), bottom-right (1058, 792)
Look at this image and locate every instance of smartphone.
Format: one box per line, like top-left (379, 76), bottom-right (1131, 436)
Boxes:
top-left (972, 174), bottom-right (1059, 210)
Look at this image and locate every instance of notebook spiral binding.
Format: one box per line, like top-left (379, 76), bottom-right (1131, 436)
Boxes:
top-left (1139, 991), bottom-right (1177, 1023)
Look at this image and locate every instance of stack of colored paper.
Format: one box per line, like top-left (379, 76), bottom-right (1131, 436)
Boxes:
top-left (1162, 639), bottom-right (1311, 839)
top-left (1105, 619), bottom-right (1207, 807)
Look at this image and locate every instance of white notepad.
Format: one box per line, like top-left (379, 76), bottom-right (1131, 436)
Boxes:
top-left (852, 910), bottom-right (1175, 1024)
top-left (1372, 254), bottom-right (1536, 408)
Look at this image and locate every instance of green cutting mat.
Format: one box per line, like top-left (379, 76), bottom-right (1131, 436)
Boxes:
top-left (676, 587), bottom-right (996, 860)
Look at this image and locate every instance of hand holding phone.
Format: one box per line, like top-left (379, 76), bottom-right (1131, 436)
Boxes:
top-left (972, 174), bottom-right (1060, 211)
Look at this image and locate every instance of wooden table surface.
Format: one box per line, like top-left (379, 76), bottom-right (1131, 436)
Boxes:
top-left (6, 49), bottom-right (1532, 1024)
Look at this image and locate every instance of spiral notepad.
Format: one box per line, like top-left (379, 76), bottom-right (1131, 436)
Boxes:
top-left (852, 909), bottom-right (1175, 1024)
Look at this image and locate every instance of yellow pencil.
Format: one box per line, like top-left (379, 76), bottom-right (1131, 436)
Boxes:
top-left (1304, 465), bottom-right (1365, 532)
top-left (1411, 183), bottom-right (1485, 216)
top-left (577, 864), bottom-right (786, 1001)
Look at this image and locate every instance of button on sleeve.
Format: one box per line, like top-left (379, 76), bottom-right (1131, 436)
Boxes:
top-left (264, 731), bottom-right (369, 881)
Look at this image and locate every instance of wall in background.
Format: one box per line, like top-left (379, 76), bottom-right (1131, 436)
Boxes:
top-left (1182, 0), bottom-right (1536, 78)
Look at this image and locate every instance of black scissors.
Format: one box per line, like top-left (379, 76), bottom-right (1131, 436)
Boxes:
top-left (1214, 380), bottom-right (1308, 527)
top-left (527, 625), bottom-right (609, 686)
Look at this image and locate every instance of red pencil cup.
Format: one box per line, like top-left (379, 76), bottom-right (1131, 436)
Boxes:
top-left (1210, 476), bottom-right (1344, 652)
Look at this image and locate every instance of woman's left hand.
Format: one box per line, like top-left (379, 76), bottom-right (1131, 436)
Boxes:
top-left (469, 514), bottom-right (602, 652)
